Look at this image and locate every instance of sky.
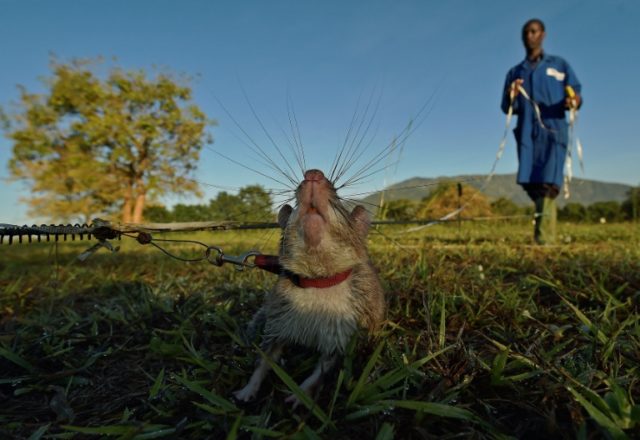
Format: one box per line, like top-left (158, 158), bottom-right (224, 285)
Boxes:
top-left (1, 0), bottom-right (638, 225)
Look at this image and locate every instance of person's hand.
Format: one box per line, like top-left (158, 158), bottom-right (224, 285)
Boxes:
top-left (565, 93), bottom-right (581, 109)
top-left (510, 79), bottom-right (524, 97)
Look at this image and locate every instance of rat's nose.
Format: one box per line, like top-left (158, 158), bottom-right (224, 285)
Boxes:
top-left (304, 169), bottom-right (325, 182)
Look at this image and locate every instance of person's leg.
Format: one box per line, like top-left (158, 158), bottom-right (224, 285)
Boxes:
top-left (526, 184), bottom-right (558, 245)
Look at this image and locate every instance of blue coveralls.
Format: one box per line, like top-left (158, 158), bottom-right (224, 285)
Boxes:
top-left (501, 54), bottom-right (582, 189)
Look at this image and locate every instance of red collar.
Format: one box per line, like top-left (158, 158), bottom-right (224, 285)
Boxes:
top-left (254, 254), bottom-right (352, 289)
top-left (290, 268), bottom-right (352, 289)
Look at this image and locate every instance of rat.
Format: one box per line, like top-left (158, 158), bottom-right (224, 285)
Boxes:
top-left (233, 168), bottom-right (385, 406)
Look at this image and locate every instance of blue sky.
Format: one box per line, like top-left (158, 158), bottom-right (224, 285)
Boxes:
top-left (1, 0), bottom-right (638, 224)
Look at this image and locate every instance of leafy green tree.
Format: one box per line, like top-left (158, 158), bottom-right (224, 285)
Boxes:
top-left (587, 201), bottom-right (624, 223)
top-left (559, 202), bottom-right (587, 222)
top-left (236, 185), bottom-right (274, 221)
top-left (621, 186), bottom-right (639, 222)
top-left (490, 197), bottom-right (522, 216)
top-left (1, 59), bottom-right (213, 223)
top-left (209, 185), bottom-right (274, 222)
top-left (173, 203), bottom-right (212, 222)
top-left (143, 185), bottom-right (274, 223)
top-left (381, 199), bottom-right (417, 221)
top-left (143, 205), bottom-right (174, 222)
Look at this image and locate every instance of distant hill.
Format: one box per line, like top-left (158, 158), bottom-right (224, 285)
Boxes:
top-left (363, 174), bottom-right (633, 208)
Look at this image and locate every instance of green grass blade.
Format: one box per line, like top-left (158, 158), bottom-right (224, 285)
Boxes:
top-left (258, 348), bottom-right (333, 428)
top-left (0, 346), bottom-right (36, 373)
top-left (28, 424), bottom-right (50, 440)
top-left (383, 400), bottom-right (477, 421)
top-left (149, 368), bottom-right (165, 399)
top-left (566, 385), bottom-right (629, 440)
top-left (345, 403), bottom-right (392, 421)
top-left (192, 401), bottom-right (227, 415)
top-left (346, 339), bottom-right (385, 406)
top-left (491, 350), bottom-right (508, 385)
top-left (243, 426), bottom-right (286, 438)
top-left (560, 296), bottom-right (608, 344)
top-left (439, 292), bottom-right (446, 348)
top-left (173, 375), bottom-right (237, 412)
top-left (327, 368), bottom-right (345, 420)
top-left (61, 425), bottom-right (136, 435)
top-left (375, 422), bottom-right (395, 440)
top-left (362, 345), bottom-right (454, 402)
top-left (225, 413), bottom-right (243, 440)
top-left (133, 427), bottom-right (177, 439)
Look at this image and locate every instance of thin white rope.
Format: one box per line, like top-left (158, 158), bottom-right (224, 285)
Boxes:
top-left (563, 87), bottom-right (584, 199)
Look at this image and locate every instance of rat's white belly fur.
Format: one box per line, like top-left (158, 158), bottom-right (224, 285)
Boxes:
top-left (265, 282), bottom-right (359, 354)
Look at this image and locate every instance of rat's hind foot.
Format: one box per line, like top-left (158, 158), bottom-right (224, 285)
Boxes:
top-left (233, 384), bottom-right (259, 402)
top-left (284, 392), bottom-right (306, 409)
top-left (284, 353), bottom-right (338, 409)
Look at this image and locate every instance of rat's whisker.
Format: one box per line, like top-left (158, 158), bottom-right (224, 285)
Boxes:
top-left (337, 87), bottom-right (440, 191)
top-left (333, 85), bottom-right (383, 184)
top-left (214, 94), bottom-right (298, 186)
top-left (337, 195), bottom-right (382, 211)
top-left (339, 160), bottom-right (401, 191)
top-left (208, 147), bottom-right (295, 190)
top-left (239, 84), bottom-right (301, 184)
top-left (287, 90), bottom-right (307, 175)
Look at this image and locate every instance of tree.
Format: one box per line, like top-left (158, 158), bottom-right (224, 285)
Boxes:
top-left (381, 199), bottom-right (417, 221)
top-left (587, 201), bottom-right (623, 223)
top-left (143, 185), bottom-right (274, 223)
top-left (621, 186), bottom-right (640, 222)
top-left (143, 205), bottom-right (173, 223)
top-left (559, 202), bottom-right (587, 222)
top-left (1, 59), bottom-right (213, 223)
top-left (490, 197), bottom-right (523, 216)
top-left (209, 185), bottom-right (274, 221)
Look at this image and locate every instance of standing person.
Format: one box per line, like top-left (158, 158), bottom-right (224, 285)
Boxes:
top-left (502, 18), bottom-right (582, 244)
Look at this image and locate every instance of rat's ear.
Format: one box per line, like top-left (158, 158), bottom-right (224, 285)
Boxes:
top-left (350, 205), bottom-right (370, 237)
top-left (278, 204), bottom-right (293, 229)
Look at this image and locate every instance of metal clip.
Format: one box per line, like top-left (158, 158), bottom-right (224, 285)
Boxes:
top-left (205, 246), bottom-right (261, 271)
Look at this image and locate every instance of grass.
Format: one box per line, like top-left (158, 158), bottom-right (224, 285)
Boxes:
top-left (0, 221), bottom-right (638, 439)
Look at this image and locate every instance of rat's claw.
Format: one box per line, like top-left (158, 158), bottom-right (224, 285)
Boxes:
top-left (232, 386), bottom-right (256, 402)
top-left (284, 393), bottom-right (303, 409)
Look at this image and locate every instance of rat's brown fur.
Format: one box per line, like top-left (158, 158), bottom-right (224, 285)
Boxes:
top-left (233, 169), bottom-right (385, 405)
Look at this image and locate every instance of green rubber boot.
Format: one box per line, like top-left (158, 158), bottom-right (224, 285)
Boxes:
top-left (534, 197), bottom-right (557, 245)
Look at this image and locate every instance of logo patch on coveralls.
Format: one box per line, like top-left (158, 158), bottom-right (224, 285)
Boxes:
top-left (546, 67), bottom-right (566, 81)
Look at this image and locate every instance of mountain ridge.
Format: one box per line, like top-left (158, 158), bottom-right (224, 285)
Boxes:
top-left (362, 173), bottom-right (633, 208)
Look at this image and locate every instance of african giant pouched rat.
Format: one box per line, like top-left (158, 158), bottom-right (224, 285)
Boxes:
top-left (233, 168), bottom-right (385, 406)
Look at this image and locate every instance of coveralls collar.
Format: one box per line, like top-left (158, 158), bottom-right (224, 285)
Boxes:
top-left (522, 52), bottom-right (548, 70)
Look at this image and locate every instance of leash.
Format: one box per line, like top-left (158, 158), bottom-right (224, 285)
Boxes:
top-left (563, 85), bottom-right (584, 199)
top-left (406, 82), bottom-right (523, 232)
top-left (0, 220), bottom-right (351, 289)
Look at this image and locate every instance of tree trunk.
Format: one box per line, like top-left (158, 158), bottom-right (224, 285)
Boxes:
top-left (122, 199), bottom-right (132, 223)
top-left (122, 185), bottom-right (134, 223)
top-left (132, 192), bottom-right (146, 223)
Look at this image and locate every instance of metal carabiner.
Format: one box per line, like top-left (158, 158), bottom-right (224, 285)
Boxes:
top-left (205, 246), bottom-right (224, 267)
top-left (205, 246), bottom-right (261, 271)
top-left (220, 250), bottom-right (261, 271)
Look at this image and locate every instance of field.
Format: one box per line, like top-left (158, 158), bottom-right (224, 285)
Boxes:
top-left (1, 221), bottom-right (638, 439)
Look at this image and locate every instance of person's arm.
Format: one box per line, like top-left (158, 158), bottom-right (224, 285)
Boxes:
top-left (564, 61), bottom-right (582, 109)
